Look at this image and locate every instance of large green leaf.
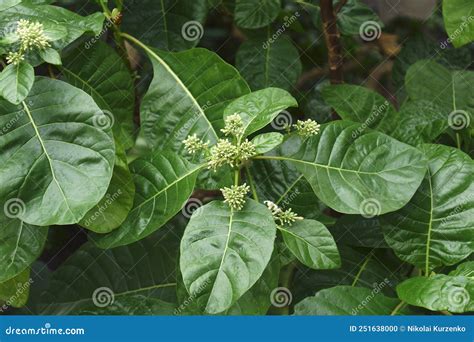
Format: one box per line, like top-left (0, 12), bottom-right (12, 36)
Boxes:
top-left (180, 199), bottom-right (277, 314)
top-left (38, 221), bottom-right (182, 314)
top-left (294, 285), bottom-right (408, 315)
top-left (0, 268), bottom-right (31, 308)
top-left (443, 0), bottom-right (474, 48)
top-left (236, 34), bottom-right (302, 91)
top-left (92, 152), bottom-right (202, 249)
top-left (234, 0), bottom-right (281, 29)
top-left (0, 217), bottom-right (47, 283)
top-left (277, 121), bottom-right (427, 215)
top-left (397, 262), bottom-right (474, 313)
top-left (61, 41), bottom-right (135, 149)
top-left (0, 77), bottom-right (115, 226)
top-left (223, 88), bottom-right (298, 137)
top-left (0, 62), bottom-right (34, 105)
top-left (0, 3), bottom-right (104, 49)
top-left (0, 0), bottom-right (21, 11)
top-left (79, 145), bottom-right (135, 234)
top-left (406, 60), bottom-right (474, 129)
top-left (382, 144), bottom-right (474, 273)
top-left (122, 0), bottom-right (208, 51)
top-left (139, 45), bottom-right (250, 152)
top-left (280, 220), bottom-right (340, 270)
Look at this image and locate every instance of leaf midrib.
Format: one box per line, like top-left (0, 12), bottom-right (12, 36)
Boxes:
top-left (22, 101), bottom-right (77, 221)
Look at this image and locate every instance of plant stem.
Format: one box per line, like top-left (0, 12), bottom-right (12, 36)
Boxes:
top-left (234, 169), bottom-right (240, 186)
top-left (351, 251), bottom-right (373, 287)
top-left (320, 0), bottom-right (343, 120)
top-left (390, 301), bottom-right (406, 316)
top-left (456, 133), bottom-right (461, 149)
top-left (277, 261), bottom-right (297, 315)
top-left (320, 0), bottom-right (344, 86)
top-left (245, 166), bottom-right (259, 202)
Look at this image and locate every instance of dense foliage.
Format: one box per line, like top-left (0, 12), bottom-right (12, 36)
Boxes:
top-left (0, 0), bottom-right (473, 316)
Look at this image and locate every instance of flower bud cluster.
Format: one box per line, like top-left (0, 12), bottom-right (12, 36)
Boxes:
top-left (264, 200), bottom-right (303, 226)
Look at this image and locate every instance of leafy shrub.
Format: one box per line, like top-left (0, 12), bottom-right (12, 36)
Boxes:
top-left (0, 0), bottom-right (472, 316)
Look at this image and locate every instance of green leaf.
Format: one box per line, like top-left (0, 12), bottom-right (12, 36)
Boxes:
top-left (236, 33), bottom-right (302, 91)
top-left (38, 221), bottom-right (182, 314)
top-left (223, 88), bottom-right (298, 137)
top-left (180, 199), bottom-right (277, 314)
top-left (0, 3), bottom-right (104, 49)
top-left (61, 41), bottom-right (135, 149)
top-left (280, 220), bottom-right (340, 270)
top-left (322, 84), bottom-right (396, 128)
top-left (139, 45), bottom-right (250, 152)
top-left (79, 145), bottom-right (135, 234)
top-left (294, 285), bottom-right (407, 315)
top-left (443, 0), bottom-right (474, 48)
top-left (91, 152), bottom-right (202, 249)
top-left (0, 62), bottom-right (34, 105)
top-left (0, 217), bottom-right (48, 283)
top-left (0, 77), bottom-right (115, 226)
top-left (251, 132), bottom-right (284, 154)
top-left (382, 144), bottom-right (474, 272)
top-left (0, 268), bottom-right (31, 308)
top-left (122, 0), bottom-right (208, 51)
top-left (397, 265), bottom-right (474, 313)
top-left (39, 47), bottom-right (61, 65)
top-left (234, 0), bottom-right (281, 29)
top-left (406, 60), bottom-right (474, 129)
top-left (279, 121), bottom-right (428, 215)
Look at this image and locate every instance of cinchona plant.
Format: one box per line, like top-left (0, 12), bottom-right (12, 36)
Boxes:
top-left (0, 0), bottom-right (473, 316)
